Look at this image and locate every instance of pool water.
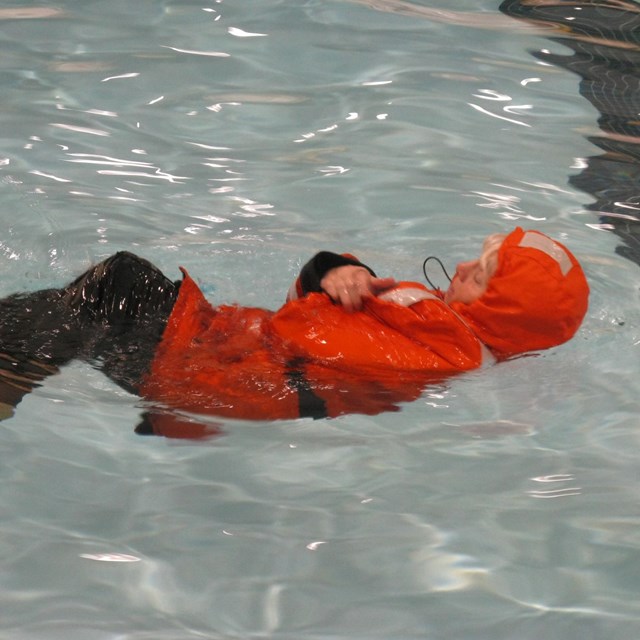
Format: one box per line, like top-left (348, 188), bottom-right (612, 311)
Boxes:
top-left (1, 1), bottom-right (640, 638)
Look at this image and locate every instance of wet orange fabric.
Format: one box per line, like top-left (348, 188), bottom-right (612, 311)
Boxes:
top-left (272, 288), bottom-right (483, 374)
top-left (140, 270), bottom-right (299, 421)
top-left (140, 272), bottom-right (483, 421)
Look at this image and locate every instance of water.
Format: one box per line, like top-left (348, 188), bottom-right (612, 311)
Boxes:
top-left (1, 1), bottom-right (639, 638)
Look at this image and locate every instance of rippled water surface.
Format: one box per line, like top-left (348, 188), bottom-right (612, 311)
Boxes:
top-left (1, 1), bottom-right (640, 638)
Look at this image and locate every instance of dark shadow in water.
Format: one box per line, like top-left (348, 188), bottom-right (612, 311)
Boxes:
top-left (500, 0), bottom-right (640, 266)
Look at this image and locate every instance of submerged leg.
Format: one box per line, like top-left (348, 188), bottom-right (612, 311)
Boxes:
top-left (0, 288), bottom-right (80, 415)
top-left (0, 252), bottom-right (180, 416)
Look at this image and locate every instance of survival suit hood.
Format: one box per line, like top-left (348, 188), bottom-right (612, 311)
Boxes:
top-left (450, 227), bottom-right (589, 359)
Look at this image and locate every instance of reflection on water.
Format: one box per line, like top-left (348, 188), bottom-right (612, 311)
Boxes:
top-left (500, 0), bottom-right (640, 265)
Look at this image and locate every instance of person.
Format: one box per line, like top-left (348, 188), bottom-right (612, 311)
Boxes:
top-left (0, 227), bottom-right (589, 437)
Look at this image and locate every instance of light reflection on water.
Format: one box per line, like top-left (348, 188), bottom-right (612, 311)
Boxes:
top-left (0, 1), bottom-right (639, 639)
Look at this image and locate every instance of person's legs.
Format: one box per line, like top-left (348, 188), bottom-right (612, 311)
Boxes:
top-left (0, 287), bottom-right (79, 411)
top-left (62, 251), bottom-right (179, 326)
top-left (61, 251), bottom-right (180, 393)
top-left (0, 252), bottom-right (180, 414)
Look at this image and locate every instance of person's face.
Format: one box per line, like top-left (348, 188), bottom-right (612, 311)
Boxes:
top-left (444, 258), bottom-right (491, 305)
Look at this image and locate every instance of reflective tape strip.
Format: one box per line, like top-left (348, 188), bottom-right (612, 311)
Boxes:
top-left (519, 232), bottom-right (572, 276)
top-left (378, 287), bottom-right (439, 307)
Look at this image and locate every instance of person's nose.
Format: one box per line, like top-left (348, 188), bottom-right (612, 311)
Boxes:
top-left (455, 260), bottom-right (477, 282)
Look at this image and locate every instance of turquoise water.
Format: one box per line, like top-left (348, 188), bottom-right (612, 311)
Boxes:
top-left (1, 1), bottom-right (640, 638)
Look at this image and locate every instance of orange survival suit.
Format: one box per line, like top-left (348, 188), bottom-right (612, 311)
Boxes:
top-left (139, 228), bottom-right (589, 427)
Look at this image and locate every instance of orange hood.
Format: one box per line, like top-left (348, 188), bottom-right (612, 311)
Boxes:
top-left (451, 227), bottom-right (589, 358)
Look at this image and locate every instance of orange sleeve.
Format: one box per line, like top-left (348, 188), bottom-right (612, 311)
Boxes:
top-left (365, 292), bottom-right (484, 371)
